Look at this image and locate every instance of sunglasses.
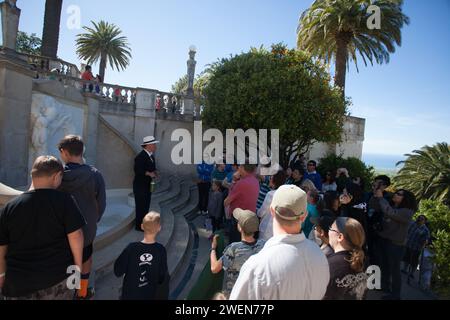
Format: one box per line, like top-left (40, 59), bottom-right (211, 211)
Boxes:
top-left (395, 191), bottom-right (405, 196)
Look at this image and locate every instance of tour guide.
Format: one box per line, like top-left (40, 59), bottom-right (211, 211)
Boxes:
top-left (133, 136), bottom-right (159, 231)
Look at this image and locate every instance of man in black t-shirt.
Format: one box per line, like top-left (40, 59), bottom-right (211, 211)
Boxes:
top-left (0, 156), bottom-right (86, 300)
top-left (114, 211), bottom-right (169, 300)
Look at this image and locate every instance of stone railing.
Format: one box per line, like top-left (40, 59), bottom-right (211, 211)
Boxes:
top-left (154, 91), bottom-right (184, 114)
top-left (36, 71), bottom-right (138, 105)
top-left (17, 52), bottom-right (81, 78)
top-left (32, 64), bottom-right (200, 118)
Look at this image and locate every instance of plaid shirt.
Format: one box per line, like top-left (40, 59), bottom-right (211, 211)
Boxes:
top-left (406, 223), bottom-right (430, 251)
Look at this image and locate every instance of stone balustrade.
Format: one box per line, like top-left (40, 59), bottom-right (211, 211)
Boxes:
top-left (23, 53), bottom-right (200, 119)
top-left (17, 52), bottom-right (81, 77)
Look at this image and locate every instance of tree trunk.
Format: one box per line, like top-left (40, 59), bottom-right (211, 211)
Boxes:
top-left (41, 0), bottom-right (63, 58)
top-left (99, 52), bottom-right (107, 82)
top-left (334, 32), bottom-right (351, 96)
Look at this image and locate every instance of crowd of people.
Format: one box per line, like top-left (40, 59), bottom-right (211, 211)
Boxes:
top-left (197, 156), bottom-right (431, 300)
top-left (0, 142), bottom-right (432, 301)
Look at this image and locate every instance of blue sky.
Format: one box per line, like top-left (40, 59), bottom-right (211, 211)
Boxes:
top-left (18, 0), bottom-right (450, 159)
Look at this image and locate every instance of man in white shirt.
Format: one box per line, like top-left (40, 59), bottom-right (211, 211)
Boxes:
top-left (230, 185), bottom-right (330, 300)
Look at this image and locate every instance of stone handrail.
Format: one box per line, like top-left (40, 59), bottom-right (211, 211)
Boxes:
top-left (17, 52), bottom-right (81, 77)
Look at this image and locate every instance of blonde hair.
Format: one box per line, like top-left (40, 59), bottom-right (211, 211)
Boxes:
top-left (142, 211), bottom-right (161, 234)
top-left (300, 179), bottom-right (317, 193)
top-left (335, 217), bottom-right (366, 272)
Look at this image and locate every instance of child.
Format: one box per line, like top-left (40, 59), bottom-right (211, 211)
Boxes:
top-left (207, 180), bottom-right (224, 237)
top-left (114, 211), bottom-right (169, 300)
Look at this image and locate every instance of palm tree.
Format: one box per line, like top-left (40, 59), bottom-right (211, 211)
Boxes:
top-left (75, 21), bottom-right (131, 81)
top-left (297, 0), bottom-right (409, 94)
top-left (394, 142), bottom-right (450, 204)
top-left (41, 0), bottom-right (63, 58)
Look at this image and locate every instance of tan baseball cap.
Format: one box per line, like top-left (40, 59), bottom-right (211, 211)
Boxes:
top-left (233, 208), bottom-right (259, 234)
top-left (270, 185), bottom-right (307, 221)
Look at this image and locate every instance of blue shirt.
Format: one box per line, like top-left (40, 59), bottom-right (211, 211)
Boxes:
top-left (304, 172), bottom-right (322, 191)
top-left (302, 203), bottom-right (320, 238)
top-left (197, 162), bottom-right (214, 182)
top-left (257, 177), bottom-right (271, 211)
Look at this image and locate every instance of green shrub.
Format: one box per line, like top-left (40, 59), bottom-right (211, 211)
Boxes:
top-left (317, 153), bottom-right (375, 191)
top-left (417, 200), bottom-right (450, 298)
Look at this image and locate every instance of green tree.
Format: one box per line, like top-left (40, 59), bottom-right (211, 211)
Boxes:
top-left (75, 21), bottom-right (132, 81)
top-left (394, 143), bottom-right (450, 204)
top-left (41, 0), bottom-right (63, 58)
top-left (416, 200), bottom-right (450, 298)
top-left (202, 44), bottom-right (347, 168)
top-left (317, 153), bottom-right (375, 190)
top-left (297, 0), bottom-right (409, 94)
top-left (16, 31), bottom-right (42, 55)
top-left (171, 72), bottom-right (211, 106)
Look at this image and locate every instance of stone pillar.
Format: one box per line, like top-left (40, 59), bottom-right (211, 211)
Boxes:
top-left (0, 55), bottom-right (35, 187)
top-left (84, 97), bottom-right (99, 166)
top-left (184, 46), bottom-right (197, 116)
top-left (134, 88), bottom-right (157, 145)
top-left (1, 0), bottom-right (20, 50)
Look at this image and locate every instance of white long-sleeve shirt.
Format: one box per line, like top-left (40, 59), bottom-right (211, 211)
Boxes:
top-left (230, 233), bottom-right (330, 300)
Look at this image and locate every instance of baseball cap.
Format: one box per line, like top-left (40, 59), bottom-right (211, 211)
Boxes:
top-left (233, 208), bottom-right (259, 234)
top-left (271, 185), bottom-right (307, 221)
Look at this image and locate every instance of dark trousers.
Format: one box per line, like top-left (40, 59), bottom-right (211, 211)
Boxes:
top-left (210, 216), bottom-right (221, 233)
top-left (368, 232), bottom-right (382, 266)
top-left (380, 237), bottom-right (405, 299)
top-left (134, 185), bottom-right (152, 230)
top-left (198, 182), bottom-right (211, 212)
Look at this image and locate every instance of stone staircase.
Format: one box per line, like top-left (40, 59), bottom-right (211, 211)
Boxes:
top-left (93, 175), bottom-right (200, 300)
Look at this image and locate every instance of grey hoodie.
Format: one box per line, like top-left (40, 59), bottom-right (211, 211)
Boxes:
top-left (376, 198), bottom-right (414, 246)
top-left (59, 163), bottom-right (106, 246)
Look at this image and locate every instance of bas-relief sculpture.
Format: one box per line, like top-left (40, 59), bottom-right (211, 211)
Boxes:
top-left (0, 182), bottom-right (22, 207)
top-left (29, 93), bottom-right (84, 172)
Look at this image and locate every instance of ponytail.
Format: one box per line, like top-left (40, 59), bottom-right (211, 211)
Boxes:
top-left (350, 248), bottom-right (365, 273)
top-left (335, 217), bottom-right (366, 272)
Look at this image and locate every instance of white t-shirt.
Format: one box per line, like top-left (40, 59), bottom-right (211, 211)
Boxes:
top-left (256, 190), bottom-right (275, 241)
top-left (230, 233), bottom-right (330, 300)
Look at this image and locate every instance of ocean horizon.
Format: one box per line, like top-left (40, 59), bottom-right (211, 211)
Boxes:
top-left (362, 153), bottom-right (407, 173)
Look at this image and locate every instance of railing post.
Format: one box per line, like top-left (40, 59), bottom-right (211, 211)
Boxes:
top-left (0, 0), bottom-right (21, 50)
top-left (134, 88), bottom-right (157, 145)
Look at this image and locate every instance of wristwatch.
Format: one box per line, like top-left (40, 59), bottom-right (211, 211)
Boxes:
top-left (210, 248), bottom-right (216, 252)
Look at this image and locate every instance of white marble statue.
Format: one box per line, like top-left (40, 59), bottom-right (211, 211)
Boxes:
top-left (30, 95), bottom-right (76, 158)
top-left (0, 182), bottom-right (22, 207)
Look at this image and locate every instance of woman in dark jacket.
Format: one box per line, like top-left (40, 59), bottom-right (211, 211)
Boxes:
top-left (324, 217), bottom-right (368, 300)
top-left (374, 188), bottom-right (417, 300)
top-left (339, 183), bottom-right (369, 241)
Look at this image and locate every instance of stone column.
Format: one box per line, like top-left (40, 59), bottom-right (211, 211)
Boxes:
top-left (134, 88), bottom-right (157, 145)
top-left (1, 0), bottom-right (20, 50)
top-left (0, 55), bottom-right (35, 187)
top-left (184, 46), bottom-right (197, 116)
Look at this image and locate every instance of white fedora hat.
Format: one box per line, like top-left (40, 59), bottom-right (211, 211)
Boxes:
top-left (141, 136), bottom-right (159, 147)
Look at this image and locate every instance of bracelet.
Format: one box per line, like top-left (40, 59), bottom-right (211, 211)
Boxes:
top-left (210, 248), bottom-right (216, 252)
top-left (0, 273), bottom-right (5, 278)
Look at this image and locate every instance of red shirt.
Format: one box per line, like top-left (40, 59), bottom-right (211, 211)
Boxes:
top-left (228, 174), bottom-right (259, 214)
top-left (81, 71), bottom-right (94, 81)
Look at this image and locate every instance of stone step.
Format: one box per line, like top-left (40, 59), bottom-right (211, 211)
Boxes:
top-left (169, 186), bottom-right (201, 299)
top-left (94, 176), bottom-right (180, 253)
top-left (93, 178), bottom-right (195, 300)
top-left (93, 177), bottom-right (184, 283)
top-left (176, 215), bottom-right (215, 300)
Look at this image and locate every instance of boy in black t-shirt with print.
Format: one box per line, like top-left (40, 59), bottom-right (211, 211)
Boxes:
top-left (114, 211), bottom-right (169, 300)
